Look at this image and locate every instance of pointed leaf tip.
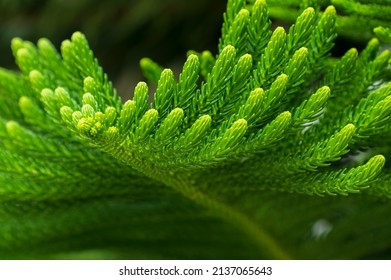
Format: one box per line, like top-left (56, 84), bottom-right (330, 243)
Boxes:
top-left (366, 155), bottom-right (386, 170)
top-left (303, 7), bottom-right (315, 15)
top-left (81, 104), bottom-right (95, 118)
top-left (60, 106), bottom-right (74, 124)
top-left (238, 8), bottom-right (250, 17)
top-left (16, 48), bottom-right (29, 59)
top-left (11, 37), bottom-right (23, 51)
top-left (319, 86), bottom-right (331, 94)
top-left (60, 39), bottom-right (72, 52)
top-left (274, 26), bottom-right (286, 34)
top-left (297, 47), bottom-right (308, 54)
top-left (5, 121), bottom-right (19, 136)
top-left (234, 118), bottom-right (248, 127)
top-left (83, 76), bottom-right (96, 92)
top-left (187, 54), bottom-right (199, 62)
top-left (324, 5), bottom-right (336, 15)
top-left (279, 111), bottom-right (292, 120)
top-left (41, 88), bottom-right (53, 99)
top-left (343, 123), bottom-right (356, 133)
top-left (313, 86), bottom-right (330, 102)
top-left (278, 73), bottom-right (288, 80)
top-left (71, 31), bottom-right (87, 42)
top-left (29, 70), bottom-right (43, 80)
top-left (222, 44), bottom-right (235, 51)
top-left (19, 96), bottom-right (31, 108)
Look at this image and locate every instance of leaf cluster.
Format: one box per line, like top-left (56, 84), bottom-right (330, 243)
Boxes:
top-left (1, 0), bottom-right (391, 259)
top-left (264, 0), bottom-right (391, 42)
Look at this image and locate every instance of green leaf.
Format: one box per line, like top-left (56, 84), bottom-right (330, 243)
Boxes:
top-left (140, 57), bottom-right (164, 85)
top-left (153, 69), bottom-right (176, 118)
top-left (2, 1), bottom-right (391, 261)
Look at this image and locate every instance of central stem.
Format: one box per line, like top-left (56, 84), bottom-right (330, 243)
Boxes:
top-left (107, 144), bottom-right (290, 259)
top-left (165, 173), bottom-right (291, 260)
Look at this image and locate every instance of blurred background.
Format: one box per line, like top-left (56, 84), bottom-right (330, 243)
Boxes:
top-left (0, 0), bottom-right (226, 97)
top-left (0, 0), bottom-right (383, 98)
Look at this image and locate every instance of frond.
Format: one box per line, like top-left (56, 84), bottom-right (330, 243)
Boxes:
top-left (1, 0), bottom-right (391, 260)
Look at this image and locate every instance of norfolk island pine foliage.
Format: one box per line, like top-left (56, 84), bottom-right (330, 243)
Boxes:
top-left (1, 0), bottom-right (391, 259)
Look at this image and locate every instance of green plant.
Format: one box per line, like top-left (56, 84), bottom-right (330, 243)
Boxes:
top-left (1, 0), bottom-right (391, 259)
top-left (0, 0), bottom-right (225, 77)
top-left (265, 0), bottom-right (391, 42)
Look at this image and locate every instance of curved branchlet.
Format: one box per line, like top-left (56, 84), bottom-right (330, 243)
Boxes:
top-left (1, 0), bottom-right (391, 260)
top-left (7, 0), bottom-right (389, 197)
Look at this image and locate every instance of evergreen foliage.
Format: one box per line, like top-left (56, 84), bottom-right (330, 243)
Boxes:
top-left (265, 0), bottom-right (391, 42)
top-left (1, 0), bottom-right (391, 259)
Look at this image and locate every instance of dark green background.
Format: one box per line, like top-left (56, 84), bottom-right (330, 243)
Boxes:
top-left (0, 0), bottom-right (227, 96)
